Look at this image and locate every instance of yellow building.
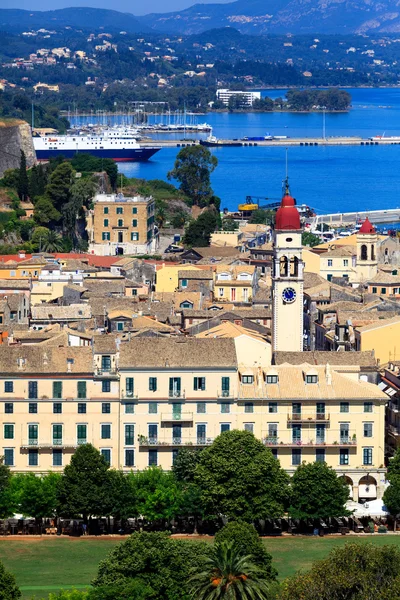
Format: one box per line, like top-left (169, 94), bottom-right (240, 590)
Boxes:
top-left (214, 265), bottom-right (256, 303)
top-left (155, 264), bottom-right (205, 293)
top-left (355, 316), bottom-right (400, 364)
top-left (0, 336), bottom-right (386, 501)
top-left (319, 246), bottom-right (357, 282)
top-left (86, 193), bottom-right (158, 256)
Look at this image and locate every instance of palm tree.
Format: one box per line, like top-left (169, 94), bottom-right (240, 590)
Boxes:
top-left (42, 230), bottom-right (63, 253)
top-left (189, 541), bottom-right (270, 600)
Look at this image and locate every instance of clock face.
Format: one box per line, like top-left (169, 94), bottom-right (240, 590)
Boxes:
top-left (282, 287), bottom-right (297, 303)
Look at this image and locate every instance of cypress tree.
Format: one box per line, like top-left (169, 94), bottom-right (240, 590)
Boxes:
top-left (17, 150), bottom-right (29, 201)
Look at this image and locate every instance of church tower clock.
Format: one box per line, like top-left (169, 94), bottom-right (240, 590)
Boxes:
top-left (272, 185), bottom-right (304, 352)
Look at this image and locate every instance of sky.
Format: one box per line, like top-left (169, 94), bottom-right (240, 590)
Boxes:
top-left (0, 0), bottom-right (231, 16)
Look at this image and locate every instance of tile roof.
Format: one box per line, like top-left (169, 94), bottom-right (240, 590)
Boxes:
top-left (368, 270), bottom-right (400, 285)
top-left (0, 345), bottom-right (93, 374)
top-left (178, 270), bottom-right (214, 280)
top-left (356, 315), bottom-right (400, 333)
top-left (195, 322), bottom-right (268, 342)
top-left (238, 364), bottom-right (386, 400)
top-left (273, 350), bottom-right (377, 368)
top-left (321, 245), bottom-right (356, 258)
top-left (31, 304), bottom-right (92, 320)
top-left (0, 280), bottom-right (30, 289)
top-left (118, 338), bottom-right (237, 369)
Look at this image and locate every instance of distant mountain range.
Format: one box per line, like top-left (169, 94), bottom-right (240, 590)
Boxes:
top-left (3, 2), bottom-right (400, 36)
top-left (0, 8), bottom-right (147, 33)
top-left (139, 0), bottom-right (400, 35)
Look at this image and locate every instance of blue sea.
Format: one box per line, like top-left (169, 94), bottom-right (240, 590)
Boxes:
top-left (72, 88), bottom-right (400, 214)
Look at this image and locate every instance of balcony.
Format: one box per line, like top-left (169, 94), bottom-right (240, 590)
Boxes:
top-left (138, 436), bottom-right (213, 448)
top-left (21, 439), bottom-right (86, 450)
top-left (168, 391), bottom-right (185, 399)
top-left (217, 390), bottom-right (234, 399)
top-left (160, 412), bottom-right (193, 425)
top-left (263, 435), bottom-right (357, 448)
top-left (94, 367), bottom-right (118, 379)
top-left (388, 402), bottom-right (400, 414)
top-left (287, 412), bottom-right (330, 424)
top-left (388, 423), bottom-right (400, 436)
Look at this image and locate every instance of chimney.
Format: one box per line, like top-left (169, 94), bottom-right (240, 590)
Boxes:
top-left (325, 363), bottom-right (332, 386)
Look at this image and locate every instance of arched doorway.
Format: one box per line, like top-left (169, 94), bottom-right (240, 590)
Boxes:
top-left (358, 475), bottom-right (377, 501)
top-left (339, 475), bottom-right (354, 499)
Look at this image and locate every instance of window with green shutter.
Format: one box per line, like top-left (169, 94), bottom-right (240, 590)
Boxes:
top-left (52, 424), bottom-right (62, 444)
top-left (221, 377), bottom-right (230, 396)
top-left (28, 424), bottom-right (38, 443)
top-left (125, 378), bottom-right (134, 397)
top-left (149, 377), bottom-right (157, 391)
top-left (77, 424), bottom-right (87, 444)
top-left (4, 424), bottom-right (14, 439)
top-left (77, 381), bottom-right (86, 399)
top-left (125, 424), bottom-right (134, 445)
top-left (53, 381), bottom-right (62, 399)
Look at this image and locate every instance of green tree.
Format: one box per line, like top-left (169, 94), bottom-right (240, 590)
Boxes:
top-left (280, 543), bottom-right (400, 600)
top-left (302, 231), bottom-right (321, 247)
top-left (93, 531), bottom-right (211, 600)
top-left (46, 162), bottom-right (75, 212)
top-left (1, 169), bottom-right (19, 189)
top-left (42, 230), bottom-right (63, 253)
top-left (57, 444), bottom-right (110, 522)
top-left (194, 431), bottom-right (290, 522)
top-left (189, 541), bottom-right (270, 600)
top-left (170, 209), bottom-right (187, 229)
top-left (17, 472), bottom-right (61, 522)
top-left (31, 226), bottom-right (50, 251)
top-left (383, 476), bottom-right (400, 531)
top-left (133, 467), bottom-right (181, 523)
top-left (0, 457), bottom-right (16, 519)
top-left (172, 448), bottom-right (202, 483)
top-left (33, 197), bottom-right (61, 225)
top-left (17, 150), bottom-right (29, 201)
top-left (249, 209), bottom-right (274, 225)
top-left (183, 211), bottom-right (218, 248)
top-left (168, 146), bottom-right (218, 207)
top-left (222, 218), bottom-right (238, 231)
top-left (387, 448), bottom-right (400, 478)
top-left (89, 580), bottom-right (155, 600)
top-left (215, 522), bottom-right (276, 581)
top-left (47, 592), bottom-right (89, 600)
top-left (289, 462), bottom-right (349, 520)
top-left (0, 560), bottom-right (21, 599)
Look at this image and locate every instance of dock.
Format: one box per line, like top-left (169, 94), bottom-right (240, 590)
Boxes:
top-left (312, 209), bottom-right (400, 227)
top-left (140, 137), bottom-right (400, 148)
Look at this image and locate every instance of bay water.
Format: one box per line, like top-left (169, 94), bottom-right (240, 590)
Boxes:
top-left (72, 88), bottom-right (400, 214)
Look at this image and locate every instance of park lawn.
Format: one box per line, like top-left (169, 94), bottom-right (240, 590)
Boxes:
top-left (1, 535), bottom-right (400, 599)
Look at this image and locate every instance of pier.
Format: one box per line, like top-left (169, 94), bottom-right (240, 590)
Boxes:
top-left (311, 208), bottom-right (400, 227)
top-left (140, 136), bottom-right (400, 148)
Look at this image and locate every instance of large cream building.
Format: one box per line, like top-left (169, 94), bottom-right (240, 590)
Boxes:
top-left (0, 337), bottom-right (387, 500)
top-left (86, 192), bottom-right (158, 256)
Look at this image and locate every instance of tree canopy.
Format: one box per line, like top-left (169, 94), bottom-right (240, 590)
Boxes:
top-left (280, 542), bottom-right (400, 600)
top-left (288, 461), bottom-right (349, 520)
top-left (194, 430), bottom-right (290, 521)
top-left (183, 210), bottom-right (218, 247)
top-left (168, 146), bottom-right (218, 207)
top-left (0, 560), bottom-right (21, 599)
top-left (93, 531), bottom-right (211, 600)
top-left (56, 444), bottom-right (110, 521)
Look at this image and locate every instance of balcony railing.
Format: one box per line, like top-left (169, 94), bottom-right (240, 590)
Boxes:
top-left (21, 439), bottom-right (87, 449)
top-left (217, 390), bottom-right (233, 399)
top-left (388, 423), bottom-right (400, 436)
top-left (160, 412), bottom-right (193, 424)
top-left (287, 412), bottom-right (330, 423)
top-left (94, 367), bottom-right (118, 378)
top-left (138, 436), bottom-right (213, 448)
top-left (168, 390), bottom-right (185, 399)
top-left (388, 402), bottom-right (400, 414)
top-left (263, 436), bottom-right (357, 447)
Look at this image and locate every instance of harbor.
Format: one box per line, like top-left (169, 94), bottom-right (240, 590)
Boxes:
top-left (139, 135), bottom-right (400, 147)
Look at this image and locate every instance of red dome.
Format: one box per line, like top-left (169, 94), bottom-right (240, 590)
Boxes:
top-left (358, 217), bottom-right (376, 234)
top-left (275, 193), bottom-right (301, 230)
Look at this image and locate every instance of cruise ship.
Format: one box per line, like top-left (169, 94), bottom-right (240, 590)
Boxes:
top-left (33, 133), bottom-right (160, 162)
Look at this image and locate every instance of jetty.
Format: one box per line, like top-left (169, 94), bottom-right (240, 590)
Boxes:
top-left (311, 208), bottom-right (400, 227)
top-left (139, 136), bottom-right (400, 148)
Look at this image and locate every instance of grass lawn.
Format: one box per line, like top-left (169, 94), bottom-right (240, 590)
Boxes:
top-left (1, 535), bottom-right (400, 599)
